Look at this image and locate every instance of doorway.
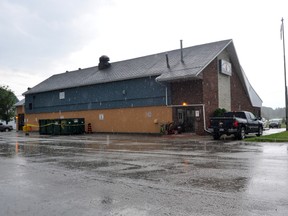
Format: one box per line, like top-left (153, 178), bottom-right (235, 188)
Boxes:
top-left (17, 114), bottom-right (25, 131)
top-left (176, 108), bottom-right (195, 132)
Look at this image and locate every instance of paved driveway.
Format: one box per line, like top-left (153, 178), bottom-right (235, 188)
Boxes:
top-left (0, 131), bottom-right (288, 216)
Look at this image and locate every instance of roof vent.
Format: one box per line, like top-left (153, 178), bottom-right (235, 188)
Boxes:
top-left (98, 55), bottom-right (111, 70)
top-left (180, 40), bottom-right (184, 63)
top-left (165, 53), bottom-right (170, 69)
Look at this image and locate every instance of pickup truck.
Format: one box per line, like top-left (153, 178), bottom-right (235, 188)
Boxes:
top-left (0, 123), bottom-right (13, 132)
top-left (208, 111), bottom-right (263, 140)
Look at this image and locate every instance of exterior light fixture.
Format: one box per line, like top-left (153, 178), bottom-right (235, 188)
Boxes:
top-left (182, 102), bottom-right (187, 106)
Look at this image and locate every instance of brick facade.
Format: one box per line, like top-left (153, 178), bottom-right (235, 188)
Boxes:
top-left (230, 66), bottom-right (261, 116)
top-left (169, 58), bottom-right (260, 135)
top-left (171, 79), bottom-right (203, 105)
top-left (202, 59), bottom-right (219, 117)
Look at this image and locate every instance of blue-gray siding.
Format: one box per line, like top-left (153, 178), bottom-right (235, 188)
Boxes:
top-left (25, 77), bottom-right (171, 114)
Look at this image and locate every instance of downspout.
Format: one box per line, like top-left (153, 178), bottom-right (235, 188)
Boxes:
top-left (165, 87), bottom-right (168, 106)
top-left (202, 104), bottom-right (211, 134)
top-left (155, 78), bottom-right (169, 106)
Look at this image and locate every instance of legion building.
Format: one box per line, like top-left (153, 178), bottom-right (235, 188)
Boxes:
top-left (19, 39), bottom-right (262, 135)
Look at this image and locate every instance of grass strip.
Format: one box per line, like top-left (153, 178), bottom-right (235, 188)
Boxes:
top-left (245, 131), bottom-right (288, 142)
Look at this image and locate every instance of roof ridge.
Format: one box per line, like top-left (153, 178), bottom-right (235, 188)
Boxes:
top-left (110, 39), bottom-right (233, 64)
top-left (57, 39), bottom-right (233, 75)
top-left (23, 39), bottom-right (238, 96)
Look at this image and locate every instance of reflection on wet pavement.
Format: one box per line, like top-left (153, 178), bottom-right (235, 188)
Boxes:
top-left (0, 132), bottom-right (288, 215)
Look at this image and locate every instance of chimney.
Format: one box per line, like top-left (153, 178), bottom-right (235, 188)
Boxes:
top-left (165, 53), bottom-right (170, 69)
top-left (180, 40), bottom-right (184, 63)
top-left (98, 55), bottom-right (111, 70)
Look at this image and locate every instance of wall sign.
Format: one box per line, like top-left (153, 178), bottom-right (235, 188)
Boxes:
top-left (219, 59), bottom-right (232, 76)
top-left (146, 111), bottom-right (152, 118)
top-left (99, 114), bottom-right (104, 120)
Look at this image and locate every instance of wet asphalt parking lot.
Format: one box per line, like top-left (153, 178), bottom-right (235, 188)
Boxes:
top-left (0, 130), bottom-right (288, 216)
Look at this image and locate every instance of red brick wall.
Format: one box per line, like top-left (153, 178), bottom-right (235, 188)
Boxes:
top-left (230, 67), bottom-right (260, 115)
top-left (170, 59), bottom-right (219, 135)
top-left (171, 80), bottom-right (203, 133)
top-left (231, 68), bottom-right (249, 111)
top-left (171, 79), bottom-right (203, 105)
top-left (202, 59), bottom-right (219, 129)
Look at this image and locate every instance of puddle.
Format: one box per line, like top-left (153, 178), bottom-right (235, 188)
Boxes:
top-left (179, 176), bottom-right (248, 192)
top-left (60, 160), bottom-right (116, 170)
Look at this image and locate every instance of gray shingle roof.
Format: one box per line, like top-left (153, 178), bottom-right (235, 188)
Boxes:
top-left (156, 39), bottom-right (232, 81)
top-left (23, 39), bottom-right (232, 95)
top-left (23, 39), bottom-right (262, 107)
top-left (14, 98), bottom-right (25, 106)
top-left (241, 67), bottom-right (263, 107)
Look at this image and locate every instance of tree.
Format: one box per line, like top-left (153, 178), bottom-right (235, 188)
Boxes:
top-left (213, 108), bottom-right (227, 117)
top-left (0, 85), bottom-right (18, 124)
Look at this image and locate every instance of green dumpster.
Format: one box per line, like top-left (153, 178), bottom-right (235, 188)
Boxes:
top-left (39, 118), bottom-right (85, 135)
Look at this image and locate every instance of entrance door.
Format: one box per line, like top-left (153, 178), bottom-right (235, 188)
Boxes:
top-left (177, 108), bottom-right (195, 132)
top-left (17, 114), bottom-right (25, 131)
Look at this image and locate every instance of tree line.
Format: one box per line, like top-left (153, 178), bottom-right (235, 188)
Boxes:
top-left (261, 106), bottom-right (286, 121)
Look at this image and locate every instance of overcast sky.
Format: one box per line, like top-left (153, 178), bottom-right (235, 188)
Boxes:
top-left (1, 0), bottom-right (287, 109)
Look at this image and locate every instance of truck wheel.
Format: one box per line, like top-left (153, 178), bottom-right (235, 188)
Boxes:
top-left (237, 127), bottom-right (245, 140)
top-left (213, 133), bottom-right (220, 140)
top-left (256, 127), bottom-right (263, 137)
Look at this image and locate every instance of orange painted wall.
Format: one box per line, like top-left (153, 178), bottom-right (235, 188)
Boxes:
top-left (16, 106), bottom-right (25, 114)
top-left (25, 106), bottom-right (173, 133)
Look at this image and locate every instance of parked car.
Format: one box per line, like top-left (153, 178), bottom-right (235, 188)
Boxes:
top-left (0, 123), bottom-right (13, 132)
top-left (269, 119), bottom-right (282, 128)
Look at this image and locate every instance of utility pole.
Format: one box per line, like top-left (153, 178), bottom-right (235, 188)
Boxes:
top-left (281, 18), bottom-right (288, 131)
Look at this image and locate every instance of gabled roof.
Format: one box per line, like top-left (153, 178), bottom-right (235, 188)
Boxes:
top-left (156, 39), bottom-right (232, 82)
top-left (241, 67), bottom-right (263, 107)
top-left (23, 39), bottom-right (232, 95)
top-left (23, 39), bottom-right (262, 107)
top-left (14, 98), bottom-right (25, 106)
top-left (222, 41), bottom-right (263, 107)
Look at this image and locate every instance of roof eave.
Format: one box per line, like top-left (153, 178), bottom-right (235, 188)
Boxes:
top-left (156, 74), bottom-right (201, 82)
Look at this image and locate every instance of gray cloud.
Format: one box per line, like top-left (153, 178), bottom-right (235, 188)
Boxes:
top-left (0, 0), bottom-right (110, 70)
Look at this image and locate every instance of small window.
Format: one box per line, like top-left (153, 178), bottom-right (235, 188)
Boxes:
top-left (29, 103), bottom-right (32, 110)
top-left (59, 91), bottom-right (65, 100)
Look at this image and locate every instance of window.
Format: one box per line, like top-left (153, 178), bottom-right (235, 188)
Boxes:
top-left (59, 91), bottom-right (65, 100)
top-left (29, 103), bottom-right (32, 110)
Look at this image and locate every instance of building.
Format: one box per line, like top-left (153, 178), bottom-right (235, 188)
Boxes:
top-left (22, 39), bottom-right (262, 135)
top-left (15, 99), bottom-right (25, 131)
